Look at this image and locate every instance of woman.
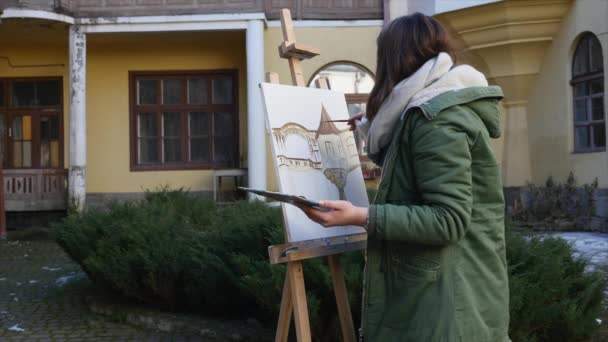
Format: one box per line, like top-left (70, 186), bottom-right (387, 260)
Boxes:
top-left (299, 13), bottom-right (510, 342)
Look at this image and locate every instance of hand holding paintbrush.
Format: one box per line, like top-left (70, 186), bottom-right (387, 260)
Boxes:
top-left (323, 112), bottom-right (366, 131)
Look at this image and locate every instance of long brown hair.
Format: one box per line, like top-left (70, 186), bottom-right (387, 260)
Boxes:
top-left (366, 13), bottom-right (455, 121)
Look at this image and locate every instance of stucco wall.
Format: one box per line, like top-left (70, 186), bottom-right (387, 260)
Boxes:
top-left (0, 20), bottom-right (70, 174)
top-left (85, 30), bottom-right (247, 193)
top-left (527, 0), bottom-right (608, 187)
top-left (0, 20), bottom-right (381, 196)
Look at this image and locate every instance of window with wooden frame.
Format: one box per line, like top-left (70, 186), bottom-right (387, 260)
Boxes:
top-left (129, 70), bottom-right (239, 171)
top-left (0, 77), bottom-right (64, 169)
top-left (309, 61), bottom-right (380, 178)
top-left (572, 33), bottom-right (605, 153)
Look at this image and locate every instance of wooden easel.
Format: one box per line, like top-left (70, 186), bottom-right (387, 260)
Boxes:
top-left (265, 9), bottom-right (367, 342)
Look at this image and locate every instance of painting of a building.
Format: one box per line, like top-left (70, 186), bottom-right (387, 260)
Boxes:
top-left (262, 83), bottom-right (368, 242)
top-left (271, 103), bottom-right (360, 201)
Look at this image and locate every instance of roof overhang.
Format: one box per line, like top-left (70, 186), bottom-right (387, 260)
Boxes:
top-left (0, 8), bottom-right (267, 33)
top-left (435, 0), bottom-right (573, 104)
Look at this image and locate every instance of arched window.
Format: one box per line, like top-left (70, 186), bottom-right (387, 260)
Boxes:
top-left (309, 62), bottom-right (380, 178)
top-left (572, 33), bottom-right (605, 152)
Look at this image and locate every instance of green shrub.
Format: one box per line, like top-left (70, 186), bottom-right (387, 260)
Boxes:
top-left (53, 188), bottom-right (604, 341)
top-left (52, 188), bottom-right (362, 340)
top-left (507, 229), bottom-right (605, 342)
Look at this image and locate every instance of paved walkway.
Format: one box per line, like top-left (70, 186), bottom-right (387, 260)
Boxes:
top-left (0, 237), bottom-right (199, 342)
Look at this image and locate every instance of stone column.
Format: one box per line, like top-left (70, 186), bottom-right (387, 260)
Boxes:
top-left (246, 19), bottom-right (266, 197)
top-left (502, 101), bottom-right (532, 187)
top-left (68, 26), bottom-right (87, 211)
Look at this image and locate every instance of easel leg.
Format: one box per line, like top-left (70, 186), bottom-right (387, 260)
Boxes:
top-left (328, 255), bottom-right (357, 342)
top-left (288, 260), bottom-right (312, 342)
top-left (275, 274), bottom-right (293, 342)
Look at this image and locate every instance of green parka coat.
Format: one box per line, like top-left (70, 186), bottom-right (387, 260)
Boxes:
top-left (363, 86), bottom-right (510, 342)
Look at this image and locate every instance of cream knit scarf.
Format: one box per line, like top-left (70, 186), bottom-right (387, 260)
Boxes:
top-left (359, 52), bottom-right (488, 165)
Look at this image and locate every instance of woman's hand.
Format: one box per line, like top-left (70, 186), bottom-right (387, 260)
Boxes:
top-left (348, 113), bottom-right (366, 131)
top-left (298, 200), bottom-right (368, 227)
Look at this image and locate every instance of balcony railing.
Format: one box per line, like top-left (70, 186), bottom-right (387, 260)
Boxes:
top-left (1, 0), bottom-right (383, 20)
top-left (3, 169), bottom-right (68, 211)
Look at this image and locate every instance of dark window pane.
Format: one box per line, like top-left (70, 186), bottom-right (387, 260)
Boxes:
top-left (214, 136), bottom-right (235, 164)
top-left (12, 81), bottom-right (35, 107)
top-left (162, 112), bottom-right (181, 137)
top-left (575, 99), bottom-right (588, 122)
top-left (37, 80), bottom-right (61, 106)
top-left (593, 124), bottom-right (606, 147)
top-left (23, 141), bottom-right (31, 167)
top-left (13, 141), bottom-right (22, 167)
top-left (0, 83), bottom-right (4, 107)
top-left (41, 116), bottom-right (60, 141)
top-left (189, 112), bottom-right (208, 136)
top-left (188, 79), bottom-right (208, 104)
top-left (139, 138), bottom-right (159, 164)
top-left (162, 79), bottom-right (182, 105)
top-left (592, 97), bottom-right (604, 121)
top-left (573, 37), bottom-right (589, 76)
top-left (190, 138), bottom-right (209, 162)
top-left (575, 126), bottom-right (590, 150)
top-left (590, 78), bottom-right (604, 94)
top-left (589, 36), bottom-right (603, 73)
top-left (138, 80), bottom-right (158, 105)
top-left (212, 77), bottom-right (233, 104)
top-left (574, 83), bottom-right (588, 97)
top-left (138, 113), bottom-right (157, 137)
top-left (163, 138), bottom-right (181, 162)
top-left (214, 112), bottom-right (234, 136)
top-left (12, 116), bottom-right (23, 140)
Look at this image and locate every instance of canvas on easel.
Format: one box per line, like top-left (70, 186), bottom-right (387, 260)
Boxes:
top-left (261, 83), bottom-right (368, 242)
top-left (263, 8), bottom-right (366, 342)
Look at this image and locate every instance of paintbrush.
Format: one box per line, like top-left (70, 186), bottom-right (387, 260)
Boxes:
top-left (323, 119), bottom-right (366, 127)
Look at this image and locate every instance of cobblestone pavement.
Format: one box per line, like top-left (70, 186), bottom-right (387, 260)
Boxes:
top-left (0, 237), bottom-right (200, 341)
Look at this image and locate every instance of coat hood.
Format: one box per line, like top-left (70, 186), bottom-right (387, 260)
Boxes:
top-left (418, 86), bottom-right (504, 139)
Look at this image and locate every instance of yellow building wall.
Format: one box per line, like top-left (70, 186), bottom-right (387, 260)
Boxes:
top-left (263, 25), bottom-right (382, 190)
top-left (1, 21), bottom-right (381, 195)
top-left (526, 0), bottom-right (608, 187)
top-left (0, 20), bottom-right (70, 176)
top-left (86, 31), bottom-right (246, 193)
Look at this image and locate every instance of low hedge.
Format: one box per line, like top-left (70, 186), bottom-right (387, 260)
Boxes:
top-left (52, 189), bottom-right (604, 341)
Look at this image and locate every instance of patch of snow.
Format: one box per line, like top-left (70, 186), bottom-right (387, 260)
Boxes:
top-left (13, 297), bottom-right (18, 302)
top-left (55, 272), bottom-right (84, 287)
top-left (28, 280), bottom-right (38, 284)
top-left (16, 282), bottom-right (21, 286)
top-left (8, 293), bottom-right (15, 296)
top-left (0, 311), bottom-right (7, 314)
top-left (7, 324), bottom-right (24, 332)
top-left (41, 266), bottom-right (62, 272)
top-left (597, 318), bottom-right (602, 325)
top-left (0, 278), bottom-right (6, 281)
top-left (550, 232), bottom-right (608, 272)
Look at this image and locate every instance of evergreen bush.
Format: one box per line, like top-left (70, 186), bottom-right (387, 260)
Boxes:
top-left (52, 188), bottom-right (362, 340)
top-left (52, 188), bottom-right (604, 341)
top-left (507, 229), bottom-right (604, 342)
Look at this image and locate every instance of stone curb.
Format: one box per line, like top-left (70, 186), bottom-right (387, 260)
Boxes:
top-left (84, 295), bottom-right (273, 341)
